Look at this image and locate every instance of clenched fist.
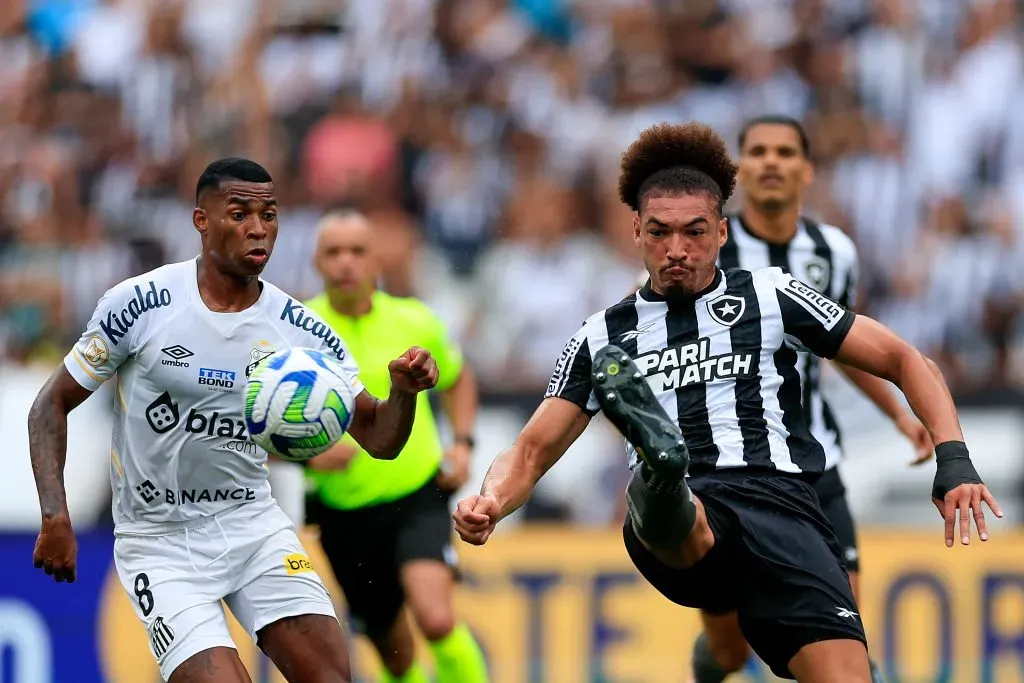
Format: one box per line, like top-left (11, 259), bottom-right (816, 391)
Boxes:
top-left (33, 515), bottom-right (77, 583)
top-left (389, 346), bottom-right (438, 394)
top-left (453, 495), bottom-right (502, 545)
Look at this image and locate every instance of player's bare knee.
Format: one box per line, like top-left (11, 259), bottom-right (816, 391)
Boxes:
top-left (708, 638), bottom-right (750, 672)
top-left (378, 646), bottom-right (415, 678)
top-left (414, 608), bottom-right (456, 642)
top-left (372, 629), bottom-right (416, 677)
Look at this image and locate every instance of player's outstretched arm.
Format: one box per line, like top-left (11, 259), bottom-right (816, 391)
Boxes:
top-left (347, 346), bottom-right (438, 460)
top-left (832, 362), bottom-right (932, 464)
top-left (832, 315), bottom-right (1003, 546)
top-left (453, 397), bottom-right (590, 546)
top-left (27, 365), bottom-right (94, 582)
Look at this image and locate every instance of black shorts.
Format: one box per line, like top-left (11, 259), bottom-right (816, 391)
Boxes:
top-left (623, 471), bottom-right (866, 679)
top-left (315, 476), bottom-right (455, 638)
top-left (813, 467), bottom-right (860, 573)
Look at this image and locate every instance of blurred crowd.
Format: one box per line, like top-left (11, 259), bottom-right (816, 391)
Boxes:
top-left (2, 0), bottom-right (1024, 399)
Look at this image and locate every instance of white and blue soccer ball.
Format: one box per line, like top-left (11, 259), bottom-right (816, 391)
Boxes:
top-left (243, 347), bottom-right (357, 462)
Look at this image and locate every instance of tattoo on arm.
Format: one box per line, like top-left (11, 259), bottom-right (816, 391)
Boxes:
top-left (28, 370), bottom-right (89, 519)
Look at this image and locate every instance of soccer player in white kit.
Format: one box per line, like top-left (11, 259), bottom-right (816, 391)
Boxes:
top-left (27, 158), bottom-right (439, 683)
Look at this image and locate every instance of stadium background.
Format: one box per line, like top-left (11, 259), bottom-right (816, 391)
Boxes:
top-left (1, 0), bottom-right (1024, 681)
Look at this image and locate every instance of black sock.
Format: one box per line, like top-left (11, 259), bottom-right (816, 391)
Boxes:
top-left (627, 464), bottom-right (697, 548)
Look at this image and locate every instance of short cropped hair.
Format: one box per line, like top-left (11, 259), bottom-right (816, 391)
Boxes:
top-left (618, 122), bottom-right (738, 213)
top-left (195, 158), bottom-right (273, 204)
top-left (738, 115), bottom-right (810, 157)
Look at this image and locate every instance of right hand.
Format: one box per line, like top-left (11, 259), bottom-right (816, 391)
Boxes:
top-left (896, 414), bottom-right (933, 465)
top-left (453, 495), bottom-right (502, 546)
top-left (33, 515), bottom-right (77, 583)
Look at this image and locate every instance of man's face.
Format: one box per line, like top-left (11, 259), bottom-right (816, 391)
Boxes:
top-left (737, 123), bottom-right (812, 211)
top-left (634, 192), bottom-right (727, 295)
top-left (193, 180), bottom-right (277, 277)
top-left (314, 215), bottom-right (376, 297)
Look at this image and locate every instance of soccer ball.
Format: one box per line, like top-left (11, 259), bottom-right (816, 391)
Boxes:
top-left (243, 347), bottom-right (357, 462)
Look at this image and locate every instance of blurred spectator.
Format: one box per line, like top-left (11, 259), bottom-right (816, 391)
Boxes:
top-left (2, 0), bottom-right (1024, 524)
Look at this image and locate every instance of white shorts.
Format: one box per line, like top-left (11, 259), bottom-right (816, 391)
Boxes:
top-left (113, 501), bottom-right (338, 681)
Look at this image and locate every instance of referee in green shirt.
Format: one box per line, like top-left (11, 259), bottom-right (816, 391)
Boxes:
top-left (305, 210), bottom-right (488, 683)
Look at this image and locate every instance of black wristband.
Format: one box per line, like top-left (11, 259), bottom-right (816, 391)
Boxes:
top-left (931, 441), bottom-right (982, 501)
top-left (454, 434), bottom-right (476, 449)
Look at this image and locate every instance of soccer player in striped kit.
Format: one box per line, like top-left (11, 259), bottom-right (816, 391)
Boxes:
top-left (454, 123), bottom-right (1000, 682)
top-left (674, 116), bottom-right (933, 683)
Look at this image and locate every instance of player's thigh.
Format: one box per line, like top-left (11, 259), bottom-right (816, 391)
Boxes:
top-left (621, 516), bottom-right (740, 614)
top-left (787, 639), bottom-right (871, 683)
top-left (319, 513), bottom-right (405, 639)
top-left (369, 610), bottom-right (418, 676)
top-left (225, 527), bottom-right (339, 639)
top-left (258, 614), bottom-right (352, 683)
top-left (114, 535), bottom-right (238, 682)
top-left (169, 647), bottom-right (252, 683)
top-left (395, 479), bottom-right (460, 638)
top-left (733, 501), bottom-right (866, 678)
top-left (700, 610), bottom-right (751, 672)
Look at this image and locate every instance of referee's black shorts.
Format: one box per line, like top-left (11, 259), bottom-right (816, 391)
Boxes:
top-left (311, 475), bottom-right (456, 638)
top-left (812, 466), bottom-right (860, 573)
top-left (623, 470), bottom-right (866, 679)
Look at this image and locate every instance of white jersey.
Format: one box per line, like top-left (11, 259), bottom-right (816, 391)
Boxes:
top-left (65, 258), bottom-right (364, 535)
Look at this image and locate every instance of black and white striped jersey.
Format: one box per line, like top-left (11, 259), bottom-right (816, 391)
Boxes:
top-left (719, 214), bottom-right (859, 471)
top-left (546, 267), bottom-right (856, 477)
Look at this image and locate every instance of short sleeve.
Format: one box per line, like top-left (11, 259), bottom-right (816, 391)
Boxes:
top-left (769, 269), bottom-right (856, 359)
top-left (287, 299), bottom-right (365, 396)
top-left (543, 326), bottom-right (599, 415)
top-left (417, 305), bottom-right (464, 392)
top-left (63, 282), bottom-right (141, 391)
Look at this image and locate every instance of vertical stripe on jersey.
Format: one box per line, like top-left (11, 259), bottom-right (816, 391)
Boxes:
top-left (751, 273), bottom-right (802, 473)
top-left (719, 230), bottom-right (741, 270)
top-left (723, 270), bottom-right (772, 467)
top-left (799, 219), bottom-right (844, 466)
top-left (603, 295), bottom-right (640, 358)
top-left (583, 318), bottom-right (611, 415)
top-left (725, 216), bottom-right (771, 271)
top-left (801, 219), bottom-right (836, 292)
top-left (627, 296), bottom-right (673, 469)
top-left (768, 242), bottom-right (790, 271)
top-left (695, 281), bottom-right (745, 468)
top-left (665, 302), bottom-right (719, 466)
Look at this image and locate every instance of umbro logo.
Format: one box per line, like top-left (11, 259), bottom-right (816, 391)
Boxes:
top-left (161, 345), bottom-right (193, 368)
top-left (706, 294), bottom-right (745, 327)
top-left (836, 607), bottom-right (859, 619)
top-left (620, 322), bottom-right (656, 342)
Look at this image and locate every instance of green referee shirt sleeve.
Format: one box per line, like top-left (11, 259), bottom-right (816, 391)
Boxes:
top-left (416, 302), bottom-right (464, 392)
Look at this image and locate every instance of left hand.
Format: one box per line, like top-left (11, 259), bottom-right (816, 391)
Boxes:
top-left (389, 346), bottom-right (438, 394)
top-left (896, 414), bottom-right (933, 465)
top-left (436, 442), bottom-right (472, 492)
top-left (933, 483), bottom-right (1002, 547)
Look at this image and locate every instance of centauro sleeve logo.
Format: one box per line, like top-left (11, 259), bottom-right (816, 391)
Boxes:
top-left (780, 278), bottom-right (845, 328)
top-left (284, 553), bottom-right (315, 575)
